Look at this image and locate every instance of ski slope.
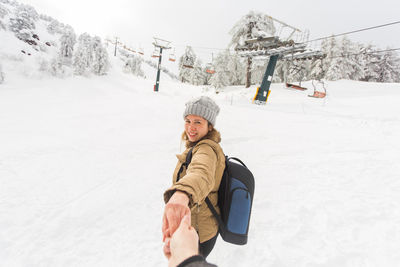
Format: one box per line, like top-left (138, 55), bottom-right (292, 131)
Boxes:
top-left (1, 68), bottom-right (400, 266)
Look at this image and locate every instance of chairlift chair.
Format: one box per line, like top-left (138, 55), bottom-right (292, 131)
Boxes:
top-left (169, 49), bottom-right (176, 62)
top-left (308, 80), bottom-right (326, 98)
top-left (138, 47), bottom-right (144, 55)
top-left (285, 59), bottom-right (307, 90)
top-left (286, 82), bottom-right (307, 91)
top-left (205, 63), bottom-right (215, 74)
top-left (151, 48), bottom-right (160, 58)
top-left (308, 56), bottom-right (327, 98)
top-left (182, 55), bottom-right (194, 68)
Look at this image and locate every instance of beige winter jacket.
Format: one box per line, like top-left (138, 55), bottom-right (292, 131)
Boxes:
top-left (164, 130), bottom-right (225, 243)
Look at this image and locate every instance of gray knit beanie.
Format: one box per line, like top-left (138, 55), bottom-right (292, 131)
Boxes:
top-left (183, 96), bottom-right (220, 126)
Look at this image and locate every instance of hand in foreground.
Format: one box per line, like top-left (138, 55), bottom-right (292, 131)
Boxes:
top-left (162, 191), bottom-right (190, 242)
top-left (167, 214), bottom-right (199, 267)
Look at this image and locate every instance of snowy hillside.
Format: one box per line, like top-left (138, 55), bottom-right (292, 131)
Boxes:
top-left (2, 1), bottom-right (400, 267)
top-left (0, 0), bottom-right (178, 84)
top-left (1, 63), bottom-right (400, 267)
top-left (0, 0), bottom-right (72, 78)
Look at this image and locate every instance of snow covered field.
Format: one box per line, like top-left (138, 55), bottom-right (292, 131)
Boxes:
top-left (1, 69), bottom-right (400, 266)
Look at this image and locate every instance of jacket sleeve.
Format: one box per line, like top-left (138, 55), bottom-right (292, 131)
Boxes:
top-left (164, 143), bottom-right (217, 208)
top-left (177, 255), bottom-right (218, 267)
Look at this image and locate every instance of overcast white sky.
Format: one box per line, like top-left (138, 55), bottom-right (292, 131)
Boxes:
top-left (21, 0), bottom-right (400, 62)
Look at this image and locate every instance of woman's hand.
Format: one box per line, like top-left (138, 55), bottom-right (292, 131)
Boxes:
top-left (162, 191), bottom-right (191, 243)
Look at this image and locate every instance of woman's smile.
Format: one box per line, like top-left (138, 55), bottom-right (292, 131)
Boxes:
top-left (184, 114), bottom-right (210, 142)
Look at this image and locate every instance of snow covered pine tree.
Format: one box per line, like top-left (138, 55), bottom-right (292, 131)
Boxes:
top-left (178, 46), bottom-right (196, 83)
top-left (59, 27), bottom-right (76, 66)
top-left (8, 4), bottom-right (38, 41)
top-left (229, 11), bottom-right (275, 88)
top-left (91, 36), bottom-right (109, 75)
top-left (73, 33), bottom-right (93, 76)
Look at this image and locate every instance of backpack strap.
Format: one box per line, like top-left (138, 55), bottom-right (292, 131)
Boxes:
top-left (176, 147), bottom-right (194, 182)
top-left (227, 157), bottom-right (247, 168)
top-left (205, 197), bottom-right (225, 232)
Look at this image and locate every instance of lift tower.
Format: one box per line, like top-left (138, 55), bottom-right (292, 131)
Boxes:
top-left (152, 37), bottom-right (171, 92)
top-left (234, 15), bottom-right (325, 104)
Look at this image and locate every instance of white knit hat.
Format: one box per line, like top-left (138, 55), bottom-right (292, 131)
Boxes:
top-left (183, 96), bottom-right (220, 126)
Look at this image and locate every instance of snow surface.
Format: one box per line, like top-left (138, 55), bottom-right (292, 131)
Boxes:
top-left (1, 63), bottom-right (400, 267)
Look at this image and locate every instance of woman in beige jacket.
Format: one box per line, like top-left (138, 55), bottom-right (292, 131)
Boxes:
top-left (163, 96), bottom-right (225, 259)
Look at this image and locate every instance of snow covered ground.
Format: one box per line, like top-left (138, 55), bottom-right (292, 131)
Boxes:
top-left (1, 66), bottom-right (400, 266)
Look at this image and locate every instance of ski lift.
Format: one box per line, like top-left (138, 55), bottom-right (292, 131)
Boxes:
top-left (308, 80), bottom-right (326, 98)
top-left (205, 63), bottom-right (215, 74)
top-left (138, 47), bottom-right (144, 55)
top-left (182, 55), bottom-right (194, 68)
top-left (307, 55), bottom-right (327, 98)
top-left (169, 49), bottom-right (176, 62)
top-left (151, 48), bottom-right (160, 58)
top-left (286, 82), bottom-right (307, 91)
top-left (285, 59), bottom-right (307, 90)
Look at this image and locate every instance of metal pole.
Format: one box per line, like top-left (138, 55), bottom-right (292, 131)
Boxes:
top-left (114, 37), bottom-right (118, 57)
top-left (154, 47), bottom-right (163, 92)
top-left (254, 54), bottom-right (279, 104)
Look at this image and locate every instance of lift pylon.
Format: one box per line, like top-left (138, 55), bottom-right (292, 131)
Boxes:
top-left (235, 16), bottom-right (326, 105)
top-left (152, 37), bottom-right (171, 92)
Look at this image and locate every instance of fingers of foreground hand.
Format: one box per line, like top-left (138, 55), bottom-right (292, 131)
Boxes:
top-left (165, 202), bottom-right (191, 236)
top-left (168, 215), bottom-right (199, 266)
top-left (162, 214), bottom-right (169, 241)
top-left (163, 237), bottom-right (171, 260)
top-left (176, 215), bottom-right (198, 244)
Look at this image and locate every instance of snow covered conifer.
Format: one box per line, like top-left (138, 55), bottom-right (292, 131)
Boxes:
top-left (323, 37), bottom-right (343, 81)
top-left (210, 51), bottom-right (230, 89)
top-left (309, 56), bottom-right (325, 81)
top-left (190, 59), bottom-right (205, 85)
top-left (50, 57), bottom-right (66, 77)
top-left (0, 3), bottom-right (9, 30)
top-left (272, 60), bottom-right (290, 83)
top-left (286, 60), bottom-right (309, 84)
top-left (124, 55), bottom-right (144, 77)
top-left (358, 44), bottom-right (380, 82)
top-left (179, 46), bottom-right (196, 83)
top-left (375, 48), bottom-right (400, 83)
top-left (338, 36), bottom-right (363, 80)
top-left (251, 58), bottom-right (268, 85)
top-left (0, 20), bottom-right (5, 31)
top-left (92, 36), bottom-right (109, 75)
top-left (59, 26), bottom-right (76, 66)
top-left (227, 53), bottom-right (246, 85)
top-left (230, 10), bottom-right (275, 87)
top-left (230, 11), bottom-right (275, 47)
top-left (47, 19), bottom-right (64, 35)
top-left (73, 33), bottom-right (93, 76)
top-left (0, 3), bottom-right (9, 18)
top-left (8, 4), bottom-right (38, 40)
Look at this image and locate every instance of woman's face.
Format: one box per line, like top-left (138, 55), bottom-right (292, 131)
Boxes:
top-left (184, 115), bottom-right (211, 142)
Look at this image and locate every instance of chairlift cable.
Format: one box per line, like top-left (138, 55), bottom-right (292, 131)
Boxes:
top-left (303, 20), bottom-right (400, 44)
top-left (325, 47), bottom-right (400, 60)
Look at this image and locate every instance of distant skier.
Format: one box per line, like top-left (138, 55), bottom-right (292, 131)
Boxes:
top-left (162, 96), bottom-right (225, 258)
